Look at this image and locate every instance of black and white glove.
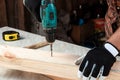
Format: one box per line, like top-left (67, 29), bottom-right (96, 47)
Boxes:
top-left (78, 42), bottom-right (119, 80)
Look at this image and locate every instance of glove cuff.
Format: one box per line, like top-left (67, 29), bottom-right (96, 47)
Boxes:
top-left (104, 42), bottom-right (119, 57)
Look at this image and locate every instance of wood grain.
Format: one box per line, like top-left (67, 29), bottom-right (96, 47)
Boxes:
top-left (0, 68), bottom-right (52, 80)
top-left (0, 45), bottom-right (120, 80)
top-left (0, 45), bottom-right (80, 80)
top-left (0, 45), bottom-right (80, 65)
top-left (0, 56), bottom-right (79, 80)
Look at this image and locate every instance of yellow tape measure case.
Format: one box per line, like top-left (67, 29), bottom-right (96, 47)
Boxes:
top-left (2, 31), bottom-right (20, 41)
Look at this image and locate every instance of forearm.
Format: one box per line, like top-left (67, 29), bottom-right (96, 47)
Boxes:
top-left (105, 0), bottom-right (118, 38)
top-left (107, 27), bottom-right (120, 50)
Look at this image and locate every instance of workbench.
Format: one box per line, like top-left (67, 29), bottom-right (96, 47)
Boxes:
top-left (0, 26), bottom-right (120, 80)
top-left (0, 26), bottom-right (90, 80)
top-left (0, 26), bottom-right (90, 55)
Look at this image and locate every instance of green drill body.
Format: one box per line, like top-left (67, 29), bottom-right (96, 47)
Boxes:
top-left (40, 0), bottom-right (57, 29)
top-left (40, 0), bottom-right (57, 56)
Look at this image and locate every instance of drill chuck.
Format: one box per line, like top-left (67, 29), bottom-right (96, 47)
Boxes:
top-left (44, 28), bottom-right (56, 43)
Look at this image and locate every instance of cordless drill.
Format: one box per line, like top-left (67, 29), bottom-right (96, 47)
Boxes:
top-left (40, 0), bottom-right (57, 56)
top-left (23, 0), bottom-right (57, 56)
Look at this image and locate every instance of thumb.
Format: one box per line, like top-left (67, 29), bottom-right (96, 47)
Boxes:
top-left (75, 54), bottom-right (86, 65)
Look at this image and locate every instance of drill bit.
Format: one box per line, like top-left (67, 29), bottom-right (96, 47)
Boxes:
top-left (50, 43), bottom-right (53, 57)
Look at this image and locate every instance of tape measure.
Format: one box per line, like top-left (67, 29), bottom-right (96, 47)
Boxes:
top-left (2, 31), bottom-right (20, 41)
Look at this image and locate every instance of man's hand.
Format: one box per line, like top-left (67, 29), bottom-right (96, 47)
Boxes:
top-left (78, 42), bottom-right (118, 80)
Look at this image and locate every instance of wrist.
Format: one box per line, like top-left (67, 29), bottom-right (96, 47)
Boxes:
top-left (104, 42), bottom-right (119, 57)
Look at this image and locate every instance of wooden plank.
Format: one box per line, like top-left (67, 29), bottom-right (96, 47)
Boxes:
top-left (0, 68), bottom-right (53, 80)
top-left (0, 45), bottom-right (80, 65)
top-left (0, 57), bottom-right (120, 80)
top-left (0, 45), bottom-right (120, 80)
top-left (0, 45), bottom-right (80, 80)
top-left (0, 56), bottom-right (79, 80)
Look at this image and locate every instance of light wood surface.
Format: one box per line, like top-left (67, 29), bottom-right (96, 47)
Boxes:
top-left (0, 56), bottom-right (79, 80)
top-left (0, 45), bottom-right (120, 80)
top-left (0, 45), bottom-right (80, 80)
top-left (0, 45), bottom-right (80, 65)
top-left (0, 68), bottom-right (52, 80)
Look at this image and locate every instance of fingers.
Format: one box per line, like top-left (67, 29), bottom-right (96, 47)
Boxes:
top-left (79, 58), bottom-right (111, 80)
top-left (83, 62), bottom-right (95, 77)
top-left (91, 65), bottom-right (101, 78)
top-left (98, 67), bottom-right (107, 80)
top-left (74, 54), bottom-right (85, 65)
top-left (79, 58), bottom-right (88, 72)
top-left (78, 71), bottom-right (97, 80)
top-left (79, 60), bottom-right (96, 79)
top-left (91, 65), bottom-right (107, 80)
top-left (102, 65), bottom-right (111, 76)
top-left (79, 60), bottom-right (96, 77)
top-left (78, 65), bottom-right (108, 80)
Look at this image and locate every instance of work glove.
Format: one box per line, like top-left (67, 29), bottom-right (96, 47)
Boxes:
top-left (78, 42), bottom-right (119, 80)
